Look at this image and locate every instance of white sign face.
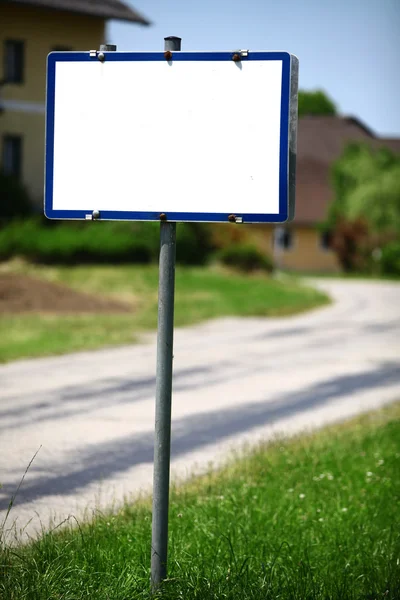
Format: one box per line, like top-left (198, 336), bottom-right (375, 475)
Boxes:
top-left (45, 51), bottom-right (298, 223)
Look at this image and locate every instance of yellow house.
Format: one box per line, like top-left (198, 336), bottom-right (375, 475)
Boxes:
top-left (284, 115), bottom-right (400, 273)
top-left (0, 0), bottom-right (149, 206)
top-left (211, 116), bottom-right (400, 273)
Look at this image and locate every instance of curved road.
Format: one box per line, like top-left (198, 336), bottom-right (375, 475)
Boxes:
top-left (1, 279), bottom-right (399, 542)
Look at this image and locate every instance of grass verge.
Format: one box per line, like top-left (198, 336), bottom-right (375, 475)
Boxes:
top-left (285, 269), bottom-right (400, 282)
top-left (0, 262), bottom-right (329, 362)
top-left (1, 403), bottom-right (399, 599)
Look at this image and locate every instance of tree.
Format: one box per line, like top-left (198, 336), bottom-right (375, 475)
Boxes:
top-left (330, 144), bottom-right (400, 234)
top-left (326, 143), bottom-right (400, 272)
top-left (298, 90), bottom-right (337, 117)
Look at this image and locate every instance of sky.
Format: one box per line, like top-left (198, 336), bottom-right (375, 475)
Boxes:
top-left (108, 0), bottom-right (400, 137)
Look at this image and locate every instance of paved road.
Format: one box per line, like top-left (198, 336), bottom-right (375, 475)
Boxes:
top-left (1, 279), bottom-right (399, 542)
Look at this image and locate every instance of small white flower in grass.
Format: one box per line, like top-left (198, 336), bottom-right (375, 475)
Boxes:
top-left (317, 509), bottom-right (321, 513)
top-left (177, 513), bottom-right (183, 518)
top-left (366, 471), bottom-right (373, 477)
top-left (318, 518), bottom-right (324, 522)
top-left (341, 507), bottom-right (348, 512)
top-left (327, 474), bottom-right (334, 481)
top-left (377, 459), bottom-right (384, 466)
top-left (299, 493), bottom-right (305, 499)
top-left (288, 488), bottom-right (294, 493)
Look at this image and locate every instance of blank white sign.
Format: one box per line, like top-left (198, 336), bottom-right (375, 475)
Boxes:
top-left (46, 52), bottom-right (295, 222)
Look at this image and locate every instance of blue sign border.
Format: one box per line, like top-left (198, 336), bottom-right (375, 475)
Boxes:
top-left (45, 51), bottom-right (291, 223)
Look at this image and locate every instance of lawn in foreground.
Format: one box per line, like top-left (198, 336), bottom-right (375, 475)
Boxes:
top-left (0, 263), bottom-right (329, 362)
top-left (1, 403), bottom-right (399, 599)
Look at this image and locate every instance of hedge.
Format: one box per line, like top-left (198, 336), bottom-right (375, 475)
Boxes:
top-left (216, 243), bottom-right (273, 273)
top-left (0, 218), bottom-right (216, 266)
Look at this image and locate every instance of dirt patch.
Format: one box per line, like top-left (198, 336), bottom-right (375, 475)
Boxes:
top-left (0, 273), bottom-right (132, 314)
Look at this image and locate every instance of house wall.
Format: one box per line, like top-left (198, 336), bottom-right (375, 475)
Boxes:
top-left (277, 226), bottom-right (340, 272)
top-left (0, 3), bottom-right (105, 204)
top-left (210, 223), bottom-right (340, 273)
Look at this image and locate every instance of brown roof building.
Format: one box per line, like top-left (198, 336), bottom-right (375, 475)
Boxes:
top-left (295, 115), bottom-right (400, 225)
top-left (4, 0), bottom-right (150, 24)
top-left (269, 115), bottom-right (400, 272)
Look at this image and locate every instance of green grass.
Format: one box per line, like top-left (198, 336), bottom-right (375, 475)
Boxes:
top-left (285, 269), bottom-right (400, 282)
top-left (0, 262), bottom-right (329, 362)
top-left (1, 403), bottom-right (399, 599)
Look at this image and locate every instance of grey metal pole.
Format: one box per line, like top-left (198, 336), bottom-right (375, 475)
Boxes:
top-left (150, 35), bottom-right (181, 592)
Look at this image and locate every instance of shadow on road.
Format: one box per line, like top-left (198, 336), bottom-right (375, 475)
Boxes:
top-left (1, 360), bottom-right (399, 510)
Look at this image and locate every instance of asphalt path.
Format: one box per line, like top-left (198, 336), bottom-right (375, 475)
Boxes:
top-left (1, 279), bottom-right (399, 542)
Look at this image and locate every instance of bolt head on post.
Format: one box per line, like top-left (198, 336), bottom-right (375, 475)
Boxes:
top-left (164, 36), bottom-right (182, 52)
top-left (98, 44), bottom-right (117, 61)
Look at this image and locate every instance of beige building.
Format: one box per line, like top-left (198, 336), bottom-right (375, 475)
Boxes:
top-left (270, 116), bottom-right (400, 272)
top-left (211, 116), bottom-right (400, 273)
top-left (0, 0), bottom-right (149, 205)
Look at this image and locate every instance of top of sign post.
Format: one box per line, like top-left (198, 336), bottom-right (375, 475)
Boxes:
top-left (45, 50), bottom-right (298, 223)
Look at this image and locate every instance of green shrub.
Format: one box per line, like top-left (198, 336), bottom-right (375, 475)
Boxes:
top-left (380, 241), bottom-right (400, 276)
top-left (176, 223), bottom-right (216, 265)
top-left (0, 219), bottom-right (159, 264)
top-left (0, 171), bottom-right (34, 221)
top-left (217, 243), bottom-right (273, 273)
top-left (0, 219), bottom-right (217, 265)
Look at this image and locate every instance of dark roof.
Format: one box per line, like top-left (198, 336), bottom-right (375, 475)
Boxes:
top-left (297, 115), bottom-right (374, 166)
top-left (296, 158), bottom-right (331, 224)
top-left (295, 116), bottom-right (400, 225)
top-left (6, 0), bottom-right (150, 24)
top-left (378, 138), bottom-right (400, 154)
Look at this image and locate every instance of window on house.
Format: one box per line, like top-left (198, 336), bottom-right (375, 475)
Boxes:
top-left (274, 227), bottom-right (294, 250)
top-left (320, 231), bottom-right (332, 251)
top-left (2, 136), bottom-right (23, 180)
top-left (4, 40), bottom-right (25, 83)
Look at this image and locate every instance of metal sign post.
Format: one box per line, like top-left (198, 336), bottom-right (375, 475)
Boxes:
top-left (150, 35), bottom-right (181, 592)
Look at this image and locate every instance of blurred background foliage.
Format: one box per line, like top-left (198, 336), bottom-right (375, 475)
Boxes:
top-left (298, 89), bottom-right (337, 117)
top-left (326, 143), bottom-right (400, 275)
top-left (0, 217), bottom-right (219, 267)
